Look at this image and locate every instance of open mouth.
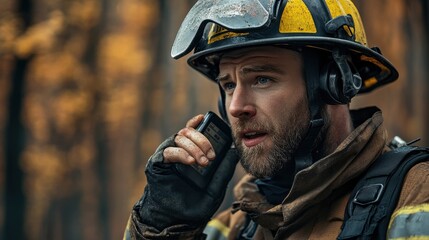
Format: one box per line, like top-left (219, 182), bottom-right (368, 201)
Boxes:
top-left (241, 131), bottom-right (267, 147)
top-left (243, 132), bottom-right (265, 139)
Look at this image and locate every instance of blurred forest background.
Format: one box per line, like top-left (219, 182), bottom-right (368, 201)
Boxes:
top-left (0, 0), bottom-right (428, 239)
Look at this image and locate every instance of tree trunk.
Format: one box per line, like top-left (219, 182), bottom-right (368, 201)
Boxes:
top-left (4, 0), bottom-right (32, 239)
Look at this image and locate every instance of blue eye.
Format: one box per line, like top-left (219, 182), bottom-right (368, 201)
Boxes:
top-left (223, 82), bottom-right (236, 91)
top-left (256, 77), bottom-right (271, 85)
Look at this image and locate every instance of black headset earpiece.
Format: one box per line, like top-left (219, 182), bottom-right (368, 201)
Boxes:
top-left (320, 49), bottom-right (362, 104)
top-left (320, 61), bottom-right (343, 104)
top-left (217, 84), bottom-right (229, 122)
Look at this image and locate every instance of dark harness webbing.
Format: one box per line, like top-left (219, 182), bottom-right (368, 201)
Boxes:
top-left (338, 146), bottom-right (429, 240)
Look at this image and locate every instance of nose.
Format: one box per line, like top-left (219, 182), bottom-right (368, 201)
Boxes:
top-left (228, 85), bottom-right (256, 119)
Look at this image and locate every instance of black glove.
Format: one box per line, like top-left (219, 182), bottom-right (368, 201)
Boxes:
top-left (135, 136), bottom-right (239, 231)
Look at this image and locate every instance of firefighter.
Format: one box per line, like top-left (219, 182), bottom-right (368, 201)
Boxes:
top-left (124, 0), bottom-right (429, 239)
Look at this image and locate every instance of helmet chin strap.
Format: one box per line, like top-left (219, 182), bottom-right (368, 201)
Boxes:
top-left (293, 48), bottom-right (325, 174)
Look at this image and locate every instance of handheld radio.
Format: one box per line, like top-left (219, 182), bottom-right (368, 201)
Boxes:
top-left (175, 111), bottom-right (233, 189)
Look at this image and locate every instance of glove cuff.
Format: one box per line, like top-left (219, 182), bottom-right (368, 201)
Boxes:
top-left (131, 200), bottom-right (205, 239)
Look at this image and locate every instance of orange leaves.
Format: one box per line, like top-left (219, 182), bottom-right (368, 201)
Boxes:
top-left (98, 34), bottom-right (151, 78)
top-left (68, 0), bottom-right (101, 30)
top-left (15, 11), bottom-right (65, 58)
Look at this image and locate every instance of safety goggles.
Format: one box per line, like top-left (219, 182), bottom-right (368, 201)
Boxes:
top-left (171, 0), bottom-right (278, 59)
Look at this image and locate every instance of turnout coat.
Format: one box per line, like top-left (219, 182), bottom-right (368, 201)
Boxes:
top-left (124, 108), bottom-right (429, 239)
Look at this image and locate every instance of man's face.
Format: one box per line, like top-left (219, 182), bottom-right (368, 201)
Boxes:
top-left (218, 46), bottom-right (310, 178)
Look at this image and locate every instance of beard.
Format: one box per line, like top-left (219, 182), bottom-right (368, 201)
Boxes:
top-left (232, 109), bottom-right (309, 178)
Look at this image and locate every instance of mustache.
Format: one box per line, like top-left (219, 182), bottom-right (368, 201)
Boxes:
top-left (232, 119), bottom-right (271, 137)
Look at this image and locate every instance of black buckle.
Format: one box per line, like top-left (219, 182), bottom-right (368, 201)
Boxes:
top-left (352, 183), bottom-right (384, 206)
top-left (325, 14), bottom-right (356, 41)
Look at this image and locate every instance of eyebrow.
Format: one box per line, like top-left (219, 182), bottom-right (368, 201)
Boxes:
top-left (242, 64), bottom-right (285, 75)
top-left (216, 64), bottom-right (285, 83)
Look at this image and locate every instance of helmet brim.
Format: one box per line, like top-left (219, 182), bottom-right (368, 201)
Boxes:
top-left (188, 36), bottom-right (399, 94)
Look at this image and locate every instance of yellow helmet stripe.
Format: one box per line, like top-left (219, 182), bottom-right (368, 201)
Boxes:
top-left (279, 0), bottom-right (317, 33)
top-left (325, 0), bottom-right (368, 46)
top-left (207, 24), bottom-right (249, 44)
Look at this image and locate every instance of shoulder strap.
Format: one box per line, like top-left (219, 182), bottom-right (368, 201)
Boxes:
top-left (338, 146), bottom-right (429, 240)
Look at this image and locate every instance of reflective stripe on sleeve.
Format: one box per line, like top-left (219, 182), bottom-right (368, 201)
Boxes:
top-left (387, 203), bottom-right (429, 240)
top-left (123, 217), bottom-right (131, 240)
top-left (203, 219), bottom-right (230, 240)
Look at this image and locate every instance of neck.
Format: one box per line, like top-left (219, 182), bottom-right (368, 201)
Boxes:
top-left (316, 104), bottom-right (354, 158)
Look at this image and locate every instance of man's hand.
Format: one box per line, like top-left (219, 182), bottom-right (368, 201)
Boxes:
top-left (164, 114), bottom-right (216, 167)
top-left (135, 114), bottom-right (239, 232)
